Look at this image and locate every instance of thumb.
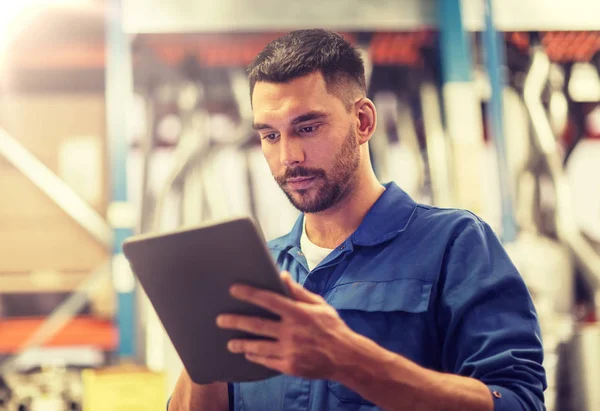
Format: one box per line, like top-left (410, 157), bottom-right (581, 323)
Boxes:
top-left (280, 271), bottom-right (322, 304)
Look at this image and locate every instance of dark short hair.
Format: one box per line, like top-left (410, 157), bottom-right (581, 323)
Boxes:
top-left (248, 29), bottom-right (366, 106)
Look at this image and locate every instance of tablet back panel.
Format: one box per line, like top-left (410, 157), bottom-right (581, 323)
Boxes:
top-left (123, 217), bottom-right (287, 384)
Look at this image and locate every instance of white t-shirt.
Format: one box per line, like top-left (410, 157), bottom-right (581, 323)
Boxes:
top-left (300, 219), bottom-right (334, 274)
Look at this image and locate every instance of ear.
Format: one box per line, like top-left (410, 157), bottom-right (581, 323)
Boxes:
top-left (355, 98), bottom-right (377, 145)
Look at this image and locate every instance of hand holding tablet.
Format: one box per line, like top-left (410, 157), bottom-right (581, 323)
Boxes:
top-left (123, 217), bottom-right (290, 384)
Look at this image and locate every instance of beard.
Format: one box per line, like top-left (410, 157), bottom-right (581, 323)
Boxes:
top-left (274, 126), bottom-right (360, 213)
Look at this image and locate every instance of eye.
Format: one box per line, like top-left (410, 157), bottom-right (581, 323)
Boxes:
top-left (261, 133), bottom-right (280, 142)
top-left (298, 124), bottom-right (320, 134)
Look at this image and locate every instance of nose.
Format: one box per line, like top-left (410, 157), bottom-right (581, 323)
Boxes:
top-left (280, 135), bottom-right (304, 167)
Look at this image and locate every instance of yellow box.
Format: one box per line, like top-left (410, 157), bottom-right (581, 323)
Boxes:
top-left (82, 365), bottom-right (167, 411)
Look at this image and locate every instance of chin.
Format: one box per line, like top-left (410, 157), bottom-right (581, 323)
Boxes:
top-left (286, 192), bottom-right (315, 212)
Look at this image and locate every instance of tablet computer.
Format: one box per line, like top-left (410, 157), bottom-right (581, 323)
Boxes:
top-left (122, 217), bottom-right (289, 384)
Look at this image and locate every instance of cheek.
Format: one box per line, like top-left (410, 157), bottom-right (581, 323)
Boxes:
top-left (307, 141), bottom-right (334, 167)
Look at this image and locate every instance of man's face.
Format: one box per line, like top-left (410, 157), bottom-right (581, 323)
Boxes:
top-left (252, 72), bottom-right (360, 213)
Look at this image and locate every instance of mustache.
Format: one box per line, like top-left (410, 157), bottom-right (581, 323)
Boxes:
top-left (275, 167), bottom-right (325, 184)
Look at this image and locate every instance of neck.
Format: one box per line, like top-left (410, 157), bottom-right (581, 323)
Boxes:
top-left (304, 170), bottom-right (384, 249)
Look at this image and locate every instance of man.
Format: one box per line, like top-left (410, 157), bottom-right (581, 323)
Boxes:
top-left (169, 29), bottom-right (546, 411)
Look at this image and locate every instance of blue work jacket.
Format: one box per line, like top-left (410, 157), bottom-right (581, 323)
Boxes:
top-left (231, 183), bottom-right (546, 411)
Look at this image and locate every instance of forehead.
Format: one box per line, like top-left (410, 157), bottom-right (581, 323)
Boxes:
top-left (252, 72), bottom-right (344, 124)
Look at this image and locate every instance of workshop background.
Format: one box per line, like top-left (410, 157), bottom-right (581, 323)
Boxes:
top-left (1, 0), bottom-right (599, 410)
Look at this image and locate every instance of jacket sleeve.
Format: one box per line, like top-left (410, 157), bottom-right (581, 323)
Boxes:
top-left (436, 217), bottom-right (547, 410)
top-left (166, 383), bottom-right (234, 410)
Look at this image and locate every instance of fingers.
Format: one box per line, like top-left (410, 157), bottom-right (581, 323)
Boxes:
top-left (228, 272), bottom-right (323, 316)
top-left (244, 353), bottom-right (286, 373)
top-left (216, 314), bottom-right (280, 339)
top-left (227, 339), bottom-right (279, 357)
top-left (280, 272), bottom-right (323, 304)
top-left (229, 284), bottom-right (299, 316)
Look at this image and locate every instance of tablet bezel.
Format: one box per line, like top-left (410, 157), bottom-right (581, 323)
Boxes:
top-left (122, 217), bottom-right (289, 384)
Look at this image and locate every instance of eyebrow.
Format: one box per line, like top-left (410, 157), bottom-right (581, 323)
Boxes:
top-left (253, 111), bottom-right (329, 131)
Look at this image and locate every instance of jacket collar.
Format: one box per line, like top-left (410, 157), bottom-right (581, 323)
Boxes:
top-left (269, 182), bottom-right (418, 250)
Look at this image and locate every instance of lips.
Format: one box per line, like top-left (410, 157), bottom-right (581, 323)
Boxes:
top-left (286, 176), bottom-right (316, 190)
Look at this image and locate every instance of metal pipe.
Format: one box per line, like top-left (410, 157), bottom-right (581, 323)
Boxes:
top-left (152, 110), bottom-right (211, 232)
top-left (523, 47), bottom-right (600, 292)
top-left (483, 0), bottom-right (517, 242)
top-left (370, 93), bottom-right (394, 183)
top-left (436, 0), bottom-right (483, 212)
top-left (420, 83), bottom-right (454, 207)
top-left (106, 0), bottom-right (137, 359)
top-left (396, 98), bottom-right (425, 197)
